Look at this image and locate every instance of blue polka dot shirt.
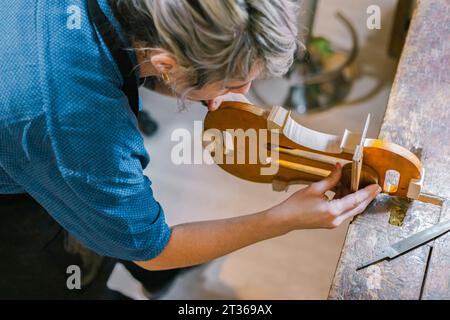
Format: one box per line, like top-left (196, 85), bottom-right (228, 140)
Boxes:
top-left (0, 0), bottom-right (172, 261)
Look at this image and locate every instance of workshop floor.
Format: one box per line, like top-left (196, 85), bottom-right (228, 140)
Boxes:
top-left (108, 0), bottom-right (399, 300)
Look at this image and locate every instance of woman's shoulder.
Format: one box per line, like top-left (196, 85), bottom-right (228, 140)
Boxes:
top-left (38, 0), bottom-right (123, 93)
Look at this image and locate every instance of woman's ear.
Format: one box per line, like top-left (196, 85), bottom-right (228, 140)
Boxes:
top-left (150, 51), bottom-right (177, 74)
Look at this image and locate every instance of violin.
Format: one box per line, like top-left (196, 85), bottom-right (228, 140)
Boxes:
top-left (203, 102), bottom-right (439, 205)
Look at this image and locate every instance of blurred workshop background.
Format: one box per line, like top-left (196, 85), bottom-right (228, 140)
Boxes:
top-left (108, 0), bottom-right (412, 299)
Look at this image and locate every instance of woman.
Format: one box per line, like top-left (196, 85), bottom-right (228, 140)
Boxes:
top-left (0, 0), bottom-right (380, 299)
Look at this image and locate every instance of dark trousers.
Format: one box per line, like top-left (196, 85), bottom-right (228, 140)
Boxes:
top-left (0, 194), bottom-right (184, 299)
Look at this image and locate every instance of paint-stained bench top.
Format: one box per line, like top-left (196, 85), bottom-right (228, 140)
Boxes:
top-left (328, 0), bottom-right (450, 300)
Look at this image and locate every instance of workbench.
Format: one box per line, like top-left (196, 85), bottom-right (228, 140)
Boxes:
top-left (328, 0), bottom-right (450, 300)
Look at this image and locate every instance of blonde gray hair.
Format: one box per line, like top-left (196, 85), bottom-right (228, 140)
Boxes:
top-left (111, 0), bottom-right (299, 93)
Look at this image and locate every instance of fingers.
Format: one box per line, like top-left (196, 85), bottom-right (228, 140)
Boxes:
top-left (329, 184), bottom-right (381, 216)
top-left (332, 196), bottom-right (376, 226)
top-left (310, 163), bottom-right (342, 195)
top-left (207, 93), bottom-right (251, 111)
top-left (207, 97), bottom-right (224, 111)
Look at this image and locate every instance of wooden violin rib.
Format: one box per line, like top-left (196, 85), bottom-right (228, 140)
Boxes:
top-left (283, 116), bottom-right (343, 154)
top-left (203, 101), bottom-right (423, 199)
top-left (268, 106), bottom-right (362, 154)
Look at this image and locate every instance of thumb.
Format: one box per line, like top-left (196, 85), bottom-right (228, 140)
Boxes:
top-left (310, 163), bottom-right (342, 194)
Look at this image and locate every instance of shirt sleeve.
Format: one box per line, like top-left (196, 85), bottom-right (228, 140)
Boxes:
top-left (0, 0), bottom-right (171, 261)
top-left (15, 83), bottom-right (172, 261)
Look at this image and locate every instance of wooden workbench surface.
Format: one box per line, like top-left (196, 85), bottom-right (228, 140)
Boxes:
top-left (328, 0), bottom-right (450, 300)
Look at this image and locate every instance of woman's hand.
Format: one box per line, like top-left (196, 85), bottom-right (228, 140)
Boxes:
top-left (269, 163), bottom-right (382, 230)
top-left (136, 162), bottom-right (381, 271)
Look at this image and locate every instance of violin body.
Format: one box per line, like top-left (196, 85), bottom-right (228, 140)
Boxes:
top-left (203, 102), bottom-right (424, 200)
